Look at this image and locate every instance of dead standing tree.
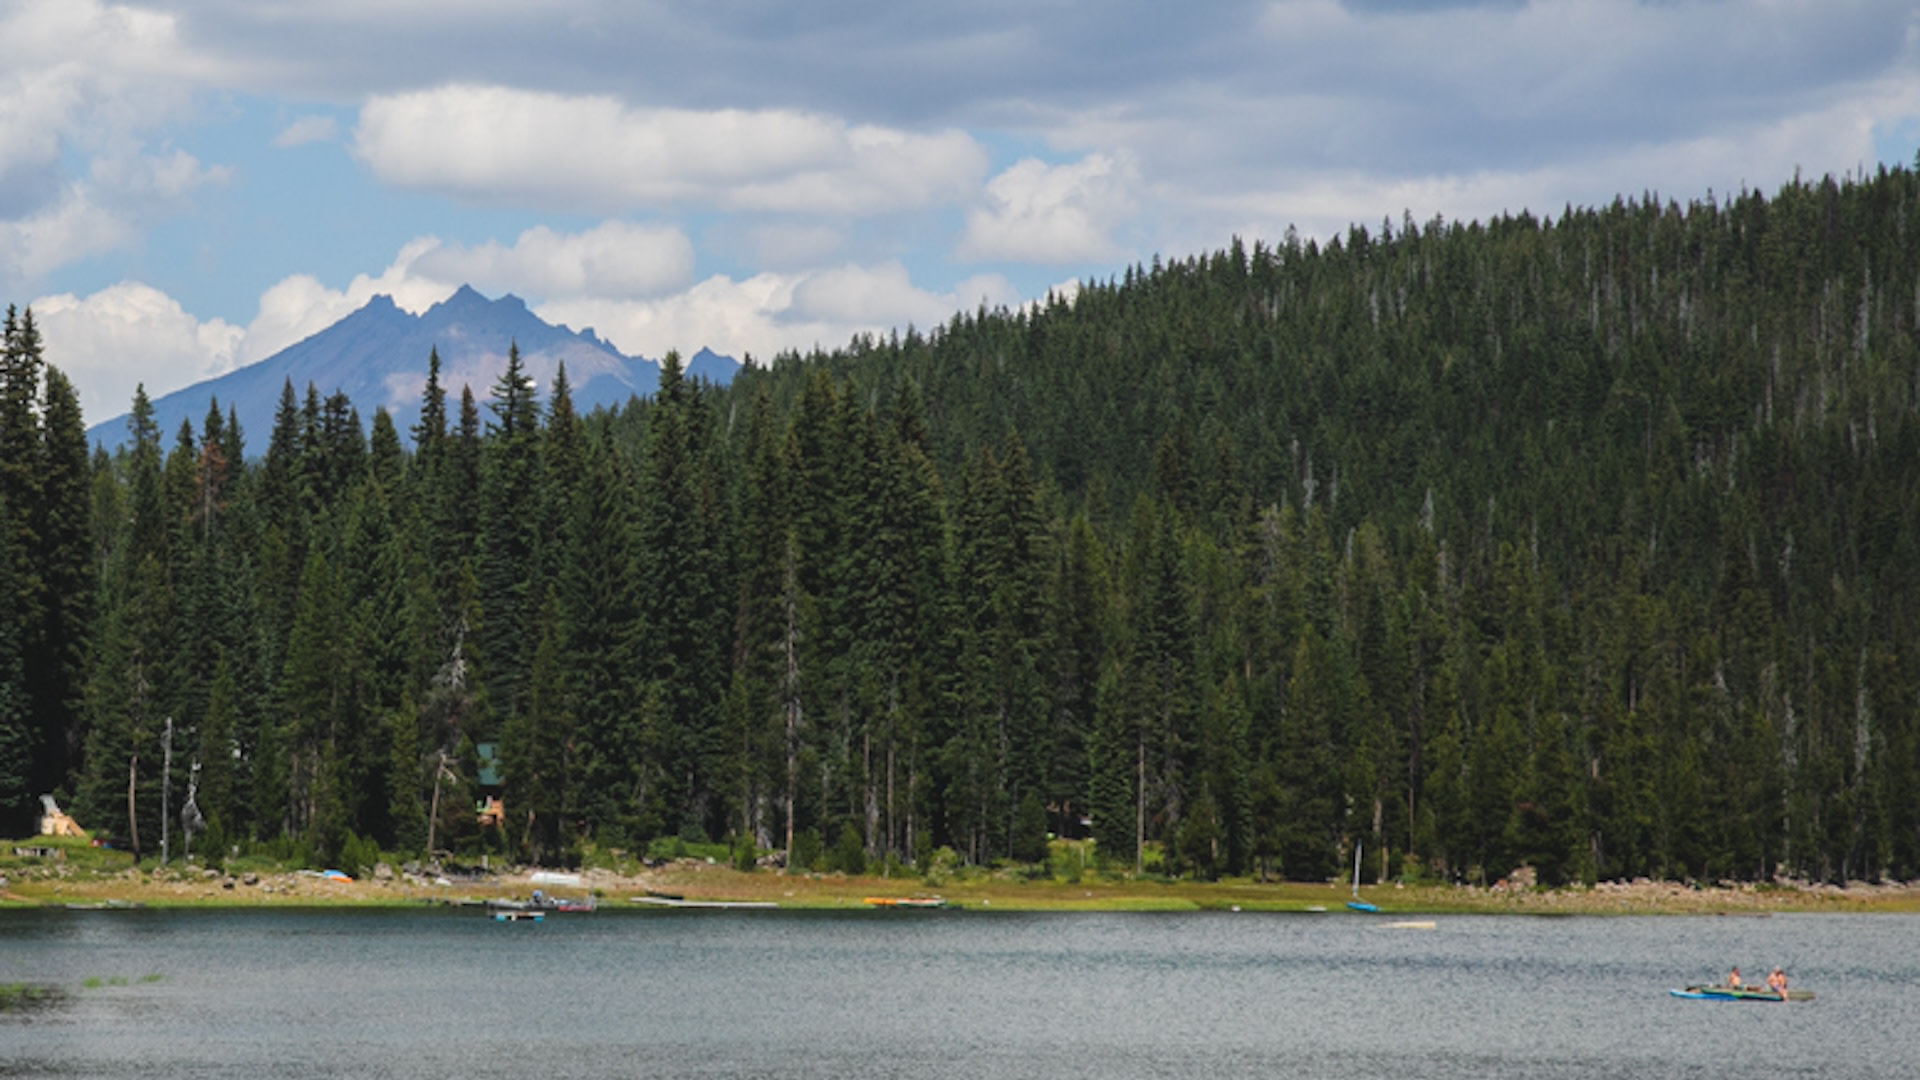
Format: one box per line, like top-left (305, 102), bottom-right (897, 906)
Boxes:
top-left (181, 759), bottom-right (206, 862)
top-left (160, 717), bottom-right (172, 866)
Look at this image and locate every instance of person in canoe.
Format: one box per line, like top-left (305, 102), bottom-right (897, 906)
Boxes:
top-left (1726, 966), bottom-right (1743, 988)
top-left (1766, 967), bottom-right (1788, 997)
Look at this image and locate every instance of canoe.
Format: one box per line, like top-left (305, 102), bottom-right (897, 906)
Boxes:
top-left (1345, 900), bottom-right (1379, 913)
top-left (491, 910), bottom-right (544, 923)
top-left (630, 897), bottom-right (778, 909)
top-left (1669, 985), bottom-right (1812, 1002)
top-left (863, 896), bottom-right (949, 909)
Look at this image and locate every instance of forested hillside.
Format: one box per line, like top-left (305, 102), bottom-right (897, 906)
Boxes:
top-left (4, 165), bottom-right (1919, 886)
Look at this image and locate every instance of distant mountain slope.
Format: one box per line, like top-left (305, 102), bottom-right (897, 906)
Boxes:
top-left (87, 285), bottom-right (737, 450)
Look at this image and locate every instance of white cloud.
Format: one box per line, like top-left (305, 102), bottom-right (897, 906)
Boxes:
top-left (0, 146), bottom-right (223, 286)
top-left (1012, 1), bottom-right (1920, 254)
top-left (90, 146), bottom-right (229, 202)
top-left (352, 84), bottom-right (989, 214)
top-left (234, 222), bottom-right (699, 363)
top-left (32, 282), bottom-right (244, 421)
top-left (34, 242), bottom-right (1028, 432)
top-left (0, 0), bottom-right (209, 106)
top-left (31, 223), bottom-right (1013, 421)
top-left (0, 188), bottom-right (132, 282)
top-left (1201, 93), bottom-right (1909, 249)
top-left (536, 262), bottom-right (1020, 365)
top-left (272, 114), bottom-right (338, 147)
top-left (787, 262), bottom-right (1015, 327)
top-left (0, 0), bottom-right (206, 175)
top-left (740, 223), bottom-right (844, 268)
top-left (237, 238), bottom-right (456, 364)
top-left (412, 221), bottom-right (695, 299)
top-left (959, 154), bottom-right (1137, 264)
top-left (0, 0), bottom-right (232, 287)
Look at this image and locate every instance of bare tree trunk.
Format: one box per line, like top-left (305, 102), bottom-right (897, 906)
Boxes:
top-left (160, 718), bottom-right (173, 867)
top-left (427, 751), bottom-right (446, 863)
top-left (905, 762), bottom-right (917, 870)
top-left (127, 754), bottom-right (140, 866)
top-left (1135, 735), bottom-right (1146, 877)
top-left (863, 729), bottom-right (876, 859)
top-left (1374, 796), bottom-right (1385, 882)
top-left (183, 760), bottom-right (203, 863)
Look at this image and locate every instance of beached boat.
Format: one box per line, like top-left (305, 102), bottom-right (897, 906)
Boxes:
top-left (1669, 984), bottom-right (1812, 1002)
top-left (630, 896), bottom-right (779, 909)
top-left (863, 896), bottom-right (949, 909)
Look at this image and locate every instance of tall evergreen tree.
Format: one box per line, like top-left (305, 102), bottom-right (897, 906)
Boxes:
top-left (0, 491), bottom-right (30, 835)
top-left (0, 309), bottom-right (44, 829)
top-left (475, 343), bottom-right (541, 734)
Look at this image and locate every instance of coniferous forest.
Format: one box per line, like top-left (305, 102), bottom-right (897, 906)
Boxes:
top-left (4, 166), bottom-right (1920, 887)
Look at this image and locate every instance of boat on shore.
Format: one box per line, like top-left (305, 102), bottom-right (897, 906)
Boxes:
top-left (863, 896), bottom-right (950, 909)
top-left (1669, 984), bottom-right (1813, 1002)
top-left (630, 896), bottom-right (778, 909)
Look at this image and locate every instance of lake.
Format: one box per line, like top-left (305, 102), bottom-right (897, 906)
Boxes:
top-left (3, 906), bottom-right (1913, 1078)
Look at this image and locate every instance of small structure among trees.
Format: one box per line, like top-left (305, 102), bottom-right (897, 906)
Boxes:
top-left (38, 795), bottom-right (84, 838)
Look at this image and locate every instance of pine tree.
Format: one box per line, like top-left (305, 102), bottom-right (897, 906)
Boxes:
top-left (560, 431), bottom-right (645, 846)
top-left (275, 544), bottom-right (364, 859)
top-left (0, 308), bottom-right (44, 830)
top-left (1043, 513), bottom-right (1107, 842)
top-left (501, 589), bottom-right (572, 864)
top-left (729, 387), bottom-right (791, 851)
top-left (0, 491), bottom-right (30, 835)
top-left (196, 654), bottom-right (239, 850)
top-left (76, 386), bottom-right (175, 861)
top-left (475, 343), bottom-right (541, 733)
top-left (385, 690), bottom-right (428, 856)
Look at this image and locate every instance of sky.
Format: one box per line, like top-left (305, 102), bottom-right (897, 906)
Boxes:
top-left (6, 0), bottom-right (1919, 424)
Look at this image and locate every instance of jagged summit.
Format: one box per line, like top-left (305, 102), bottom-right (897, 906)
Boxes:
top-left (88, 287), bottom-right (739, 450)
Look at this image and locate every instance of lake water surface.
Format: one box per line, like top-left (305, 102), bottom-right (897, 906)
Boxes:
top-left (2, 906), bottom-right (1913, 1078)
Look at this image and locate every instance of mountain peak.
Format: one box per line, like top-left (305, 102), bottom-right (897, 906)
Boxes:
top-left (87, 285), bottom-right (741, 451)
top-left (434, 283), bottom-right (490, 312)
top-left (428, 284), bottom-right (533, 323)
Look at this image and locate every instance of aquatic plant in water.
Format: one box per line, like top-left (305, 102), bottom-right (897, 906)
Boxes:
top-left (0, 982), bottom-right (68, 1012)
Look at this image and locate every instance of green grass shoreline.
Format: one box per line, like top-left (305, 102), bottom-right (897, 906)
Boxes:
top-left (7, 835), bottom-right (1917, 915)
top-left (6, 869), bottom-right (1916, 916)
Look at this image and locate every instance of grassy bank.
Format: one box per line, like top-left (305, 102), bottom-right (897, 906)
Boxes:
top-left (636, 861), bottom-right (1920, 915)
top-left (3, 834), bottom-right (1920, 907)
top-left (6, 834), bottom-right (1918, 915)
